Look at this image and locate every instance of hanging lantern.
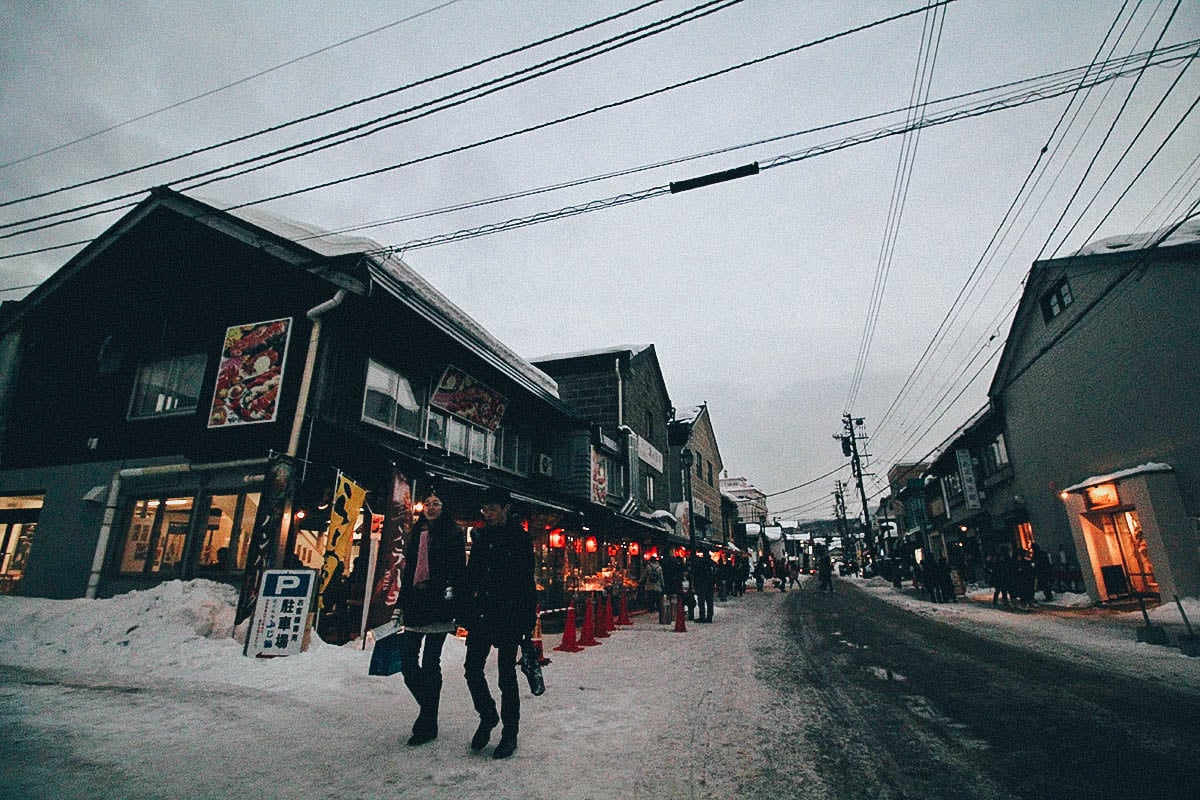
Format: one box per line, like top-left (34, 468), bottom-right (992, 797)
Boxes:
top-left (548, 528), bottom-right (565, 548)
top-left (585, 535), bottom-right (598, 553)
top-left (628, 541), bottom-right (640, 556)
top-left (607, 544), bottom-right (620, 557)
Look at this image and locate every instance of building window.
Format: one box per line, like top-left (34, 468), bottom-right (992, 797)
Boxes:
top-left (362, 360), bottom-right (422, 438)
top-left (0, 495), bottom-right (42, 596)
top-left (129, 353), bottom-right (207, 419)
top-left (1040, 278), bottom-right (1073, 322)
top-left (707, 462), bottom-right (714, 487)
top-left (115, 492), bottom-right (259, 578)
top-left (644, 474), bottom-right (656, 504)
top-left (984, 434), bottom-right (1010, 475)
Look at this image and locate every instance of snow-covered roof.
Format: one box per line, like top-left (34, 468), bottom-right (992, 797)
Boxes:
top-left (1062, 462), bottom-right (1173, 493)
top-left (673, 404), bottom-right (705, 425)
top-left (531, 344), bottom-right (652, 362)
top-left (210, 195), bottom-right (563, 402)
top-left (1072, 218), bottom-right (1200, 256)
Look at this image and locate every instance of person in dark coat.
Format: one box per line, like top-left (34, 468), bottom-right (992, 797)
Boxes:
top-left (753, 559), bottom-right (766, 592)
top-left (1031, 542), bottom-right (1054, 602)
top-left (692, 551), bottom-right (716, 622)
top-left (661, 552), bottom-right (683, 621)
top-left (817, 552), bottom-right (834, 592)
top-left (396, 490), bottom-right (466, 747)
top-left (461, 487), bottom-right (536, 760)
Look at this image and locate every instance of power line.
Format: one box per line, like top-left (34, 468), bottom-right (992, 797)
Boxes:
top-left (0, 0), bottom-right (669, 208)
top-left (0, 0), bottom-right (464, 172)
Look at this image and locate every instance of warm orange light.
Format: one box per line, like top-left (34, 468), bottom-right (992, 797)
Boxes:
top-left (548, 528), bottom-right (565, 548)
top-left (413, 501), bottom-right (424, 514)
top-left (585, 535), bottom-right (598, 553)
top-left (294, 509), bottom-right (306, 520)
top-left (628, 541), bottom-right (640, 556)
top-left (1085, 483), bottom-right (1120, 509)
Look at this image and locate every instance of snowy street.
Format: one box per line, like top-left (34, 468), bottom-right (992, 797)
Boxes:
top-left (2, 578), bottom-right (1199, 799)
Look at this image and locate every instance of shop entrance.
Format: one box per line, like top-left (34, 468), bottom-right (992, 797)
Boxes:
top-left (1084, 508), bottom-right (1158, 599)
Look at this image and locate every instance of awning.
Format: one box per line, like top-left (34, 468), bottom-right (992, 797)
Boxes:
top-left (511, 491), bottom-right (582, 516)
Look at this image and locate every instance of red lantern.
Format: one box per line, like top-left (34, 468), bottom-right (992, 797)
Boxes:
top-left (548, 528), bottom-right (565, 548)
top-left (628, 541), bottom-right (640, 556)
top-left (607, 544), bottom-right (619, 557)
top-left (584, 535), bottom-right (598, 553)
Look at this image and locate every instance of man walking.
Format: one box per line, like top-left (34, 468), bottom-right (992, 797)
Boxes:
top-left (461, 487), bottom-right (536, 759)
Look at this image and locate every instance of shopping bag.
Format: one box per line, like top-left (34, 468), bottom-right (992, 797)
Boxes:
top-left (518, 636), bottom-right (545, 696)
top-left (368, 630), bottom-right (403, 676)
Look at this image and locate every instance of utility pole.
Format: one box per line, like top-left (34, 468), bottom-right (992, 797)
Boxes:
top-left (838, 413), bottom-right (875, 561)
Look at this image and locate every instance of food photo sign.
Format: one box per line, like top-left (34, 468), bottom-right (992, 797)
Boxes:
top-left (208, 318), bottom-right (292, 428)
top-left (429, 365), bottom-right (507, 431)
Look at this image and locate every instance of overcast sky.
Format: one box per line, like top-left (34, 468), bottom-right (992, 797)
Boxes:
top-left (3, 0), bottom-right (1198, 519)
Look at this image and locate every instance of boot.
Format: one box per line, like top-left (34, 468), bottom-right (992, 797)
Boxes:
top-left (407, 676), bottom-right (441, 746)
top-left (471, 710), bottom-right (499, 751)
top-left (493, 733), bottom-right (518, 759)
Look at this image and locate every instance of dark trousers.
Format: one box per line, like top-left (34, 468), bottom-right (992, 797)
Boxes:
top-left (464, 633), bottom-right (520, 736)
top-left (697, 590), bottom-right (714, 622)
top-left (397, 631), bottom-right (447, 734)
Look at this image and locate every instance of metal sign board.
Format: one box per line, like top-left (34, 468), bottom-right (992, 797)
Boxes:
top-left (956, 449), bottom-right (981, 510)
top-left (245, 569), bottom-right (315, 658)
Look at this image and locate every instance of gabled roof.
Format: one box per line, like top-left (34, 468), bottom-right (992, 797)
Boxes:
top-left (989, 217), bottom-right (1200, 399)
top-left (532, 344), bottom-right (652, 362)
top-left (4, 188), bottom-right (568, 410)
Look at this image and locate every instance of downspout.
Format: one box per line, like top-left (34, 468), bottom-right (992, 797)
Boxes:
top-left (87, 457), bottom-right (269, 598)
top-left (287, 289), bottom-right (347, 459)
top-left (614, 356), bottom-right (623, 427)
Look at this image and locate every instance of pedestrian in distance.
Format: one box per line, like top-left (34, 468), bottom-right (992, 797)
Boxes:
top-left (987, 548), bottom-right (1011, 608)
top-left (817, 552), bottom-right (834, 592)
top-left (1031, 542), bottom-right (1054, 602)
top-left (642, 555), bottom-right (665, 623)
top-left (396, 489), bottom-right (466, 747)
top-left (661, 552), bottom-right (683, 623)
top-left (693, 551), bottom-right (715, 622)
top-left (753, 559), bottom-right (766, 592)
top-left (461, 487), bottom-right (537, 760)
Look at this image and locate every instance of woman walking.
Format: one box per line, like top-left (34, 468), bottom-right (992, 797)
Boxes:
top-left (397, 489), bottom-right (466, 747)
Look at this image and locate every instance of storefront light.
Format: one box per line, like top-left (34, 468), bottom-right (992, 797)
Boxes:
top-left (295, 509), bottom-right (307, 521)
top-left (413, 501), bottom-right (424, 514)
top-left (585, 535), bottom-right (598, 553)
top-left (1084, 483), bottom-right (1119, 509)
top-left (628, 541), bottom-right (640, 556)
top-left (548, 528), bottom-right (565, 548)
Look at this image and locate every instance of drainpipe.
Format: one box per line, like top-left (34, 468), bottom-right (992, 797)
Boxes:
top-left (287, 289), bottom-right (346, 459)
top-left (86, 457), bottom-right (269, 598)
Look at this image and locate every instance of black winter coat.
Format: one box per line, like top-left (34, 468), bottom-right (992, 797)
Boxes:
top-left (398, 515), bottom-right (466, 628)
top-left (461, 518), bottom-right (537, 643)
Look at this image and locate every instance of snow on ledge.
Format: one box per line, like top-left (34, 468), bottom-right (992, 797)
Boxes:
top-left (1062, 462), bottom-right (1173, 493)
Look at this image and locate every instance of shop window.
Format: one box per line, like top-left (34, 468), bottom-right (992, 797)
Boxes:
top-left (427, 410), bottom-right (448, 449)
top-left (115, 491), bottom-right (259, 577)
top-left (129, 353), bottom-right (207, 419)
top-left (1040, 278), bottom-right (1074, 322)
top-left (0, 494), bottom-right (43, 595)
top-left (984, 434), bottom-right (1009, 475)
top-left (362, 359), bottom-right (422, 438)
top-left (644, 474), bottom-right (656, 504)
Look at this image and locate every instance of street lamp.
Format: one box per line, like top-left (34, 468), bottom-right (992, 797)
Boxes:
top-left (679, 448), bottom-right (696, 558)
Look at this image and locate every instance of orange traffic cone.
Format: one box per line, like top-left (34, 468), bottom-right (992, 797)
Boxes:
top-left (553, 607), bottom-right (584, 653)
top-left (578, 597), bottom-right (601, 646)
top-left (616, 592), bottom-right (632, 625)
top-left (596, 594), bottom-right (612, 638)
top-left (674, 593), bottom-right (688, 633)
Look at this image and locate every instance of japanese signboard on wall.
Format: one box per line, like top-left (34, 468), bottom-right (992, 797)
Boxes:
top-left (209, 317), bottom-right (292, 428)
top-left (590, 447), bottom-right (608, 505)
top-left (429, 365), bottom-right (507, 431)
top-left (245, 569), bottom-right (315, 658)
top-left (956, 449), bottom-right (982, 510)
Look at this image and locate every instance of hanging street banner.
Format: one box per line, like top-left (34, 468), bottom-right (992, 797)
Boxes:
top-left (208, 317), bottom-right (292, 428)
top-left (235, 452), bottom-right (298, 625)
top-left (590, 448), bottom-right (608, 505)
top-left (245, 569), bottom-right (315, 657)
top-left (318, 472), bottom-right (367, 611)
top-left (366, 467), bottom-right (412, 630)
top-left (429, 365), bottom-right (508, 431)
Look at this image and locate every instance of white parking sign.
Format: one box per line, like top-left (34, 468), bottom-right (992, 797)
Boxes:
top-left (245, 569), bottom-right (315, 658)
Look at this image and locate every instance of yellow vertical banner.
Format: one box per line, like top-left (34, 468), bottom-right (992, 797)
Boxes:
top-left (318, 472), bottom-right (367, 611)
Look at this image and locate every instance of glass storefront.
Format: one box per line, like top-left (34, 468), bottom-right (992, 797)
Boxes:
top-left (0, 494), bottom-right (43, 595)
top-left (115, 491), bottom-right (260, 579)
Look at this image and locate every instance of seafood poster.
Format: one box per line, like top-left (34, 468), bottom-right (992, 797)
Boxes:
top-left (208, 317), bottom-right (292, 427)
top-left (429, 365), bottom-right (507, 431)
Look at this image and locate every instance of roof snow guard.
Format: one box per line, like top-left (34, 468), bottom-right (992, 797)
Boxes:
top-left (1061, 462), bottom-right (1173, 493)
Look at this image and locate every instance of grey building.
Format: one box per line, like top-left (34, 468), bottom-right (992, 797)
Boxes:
top-left (988, 218), bottom-right (1200, 602)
